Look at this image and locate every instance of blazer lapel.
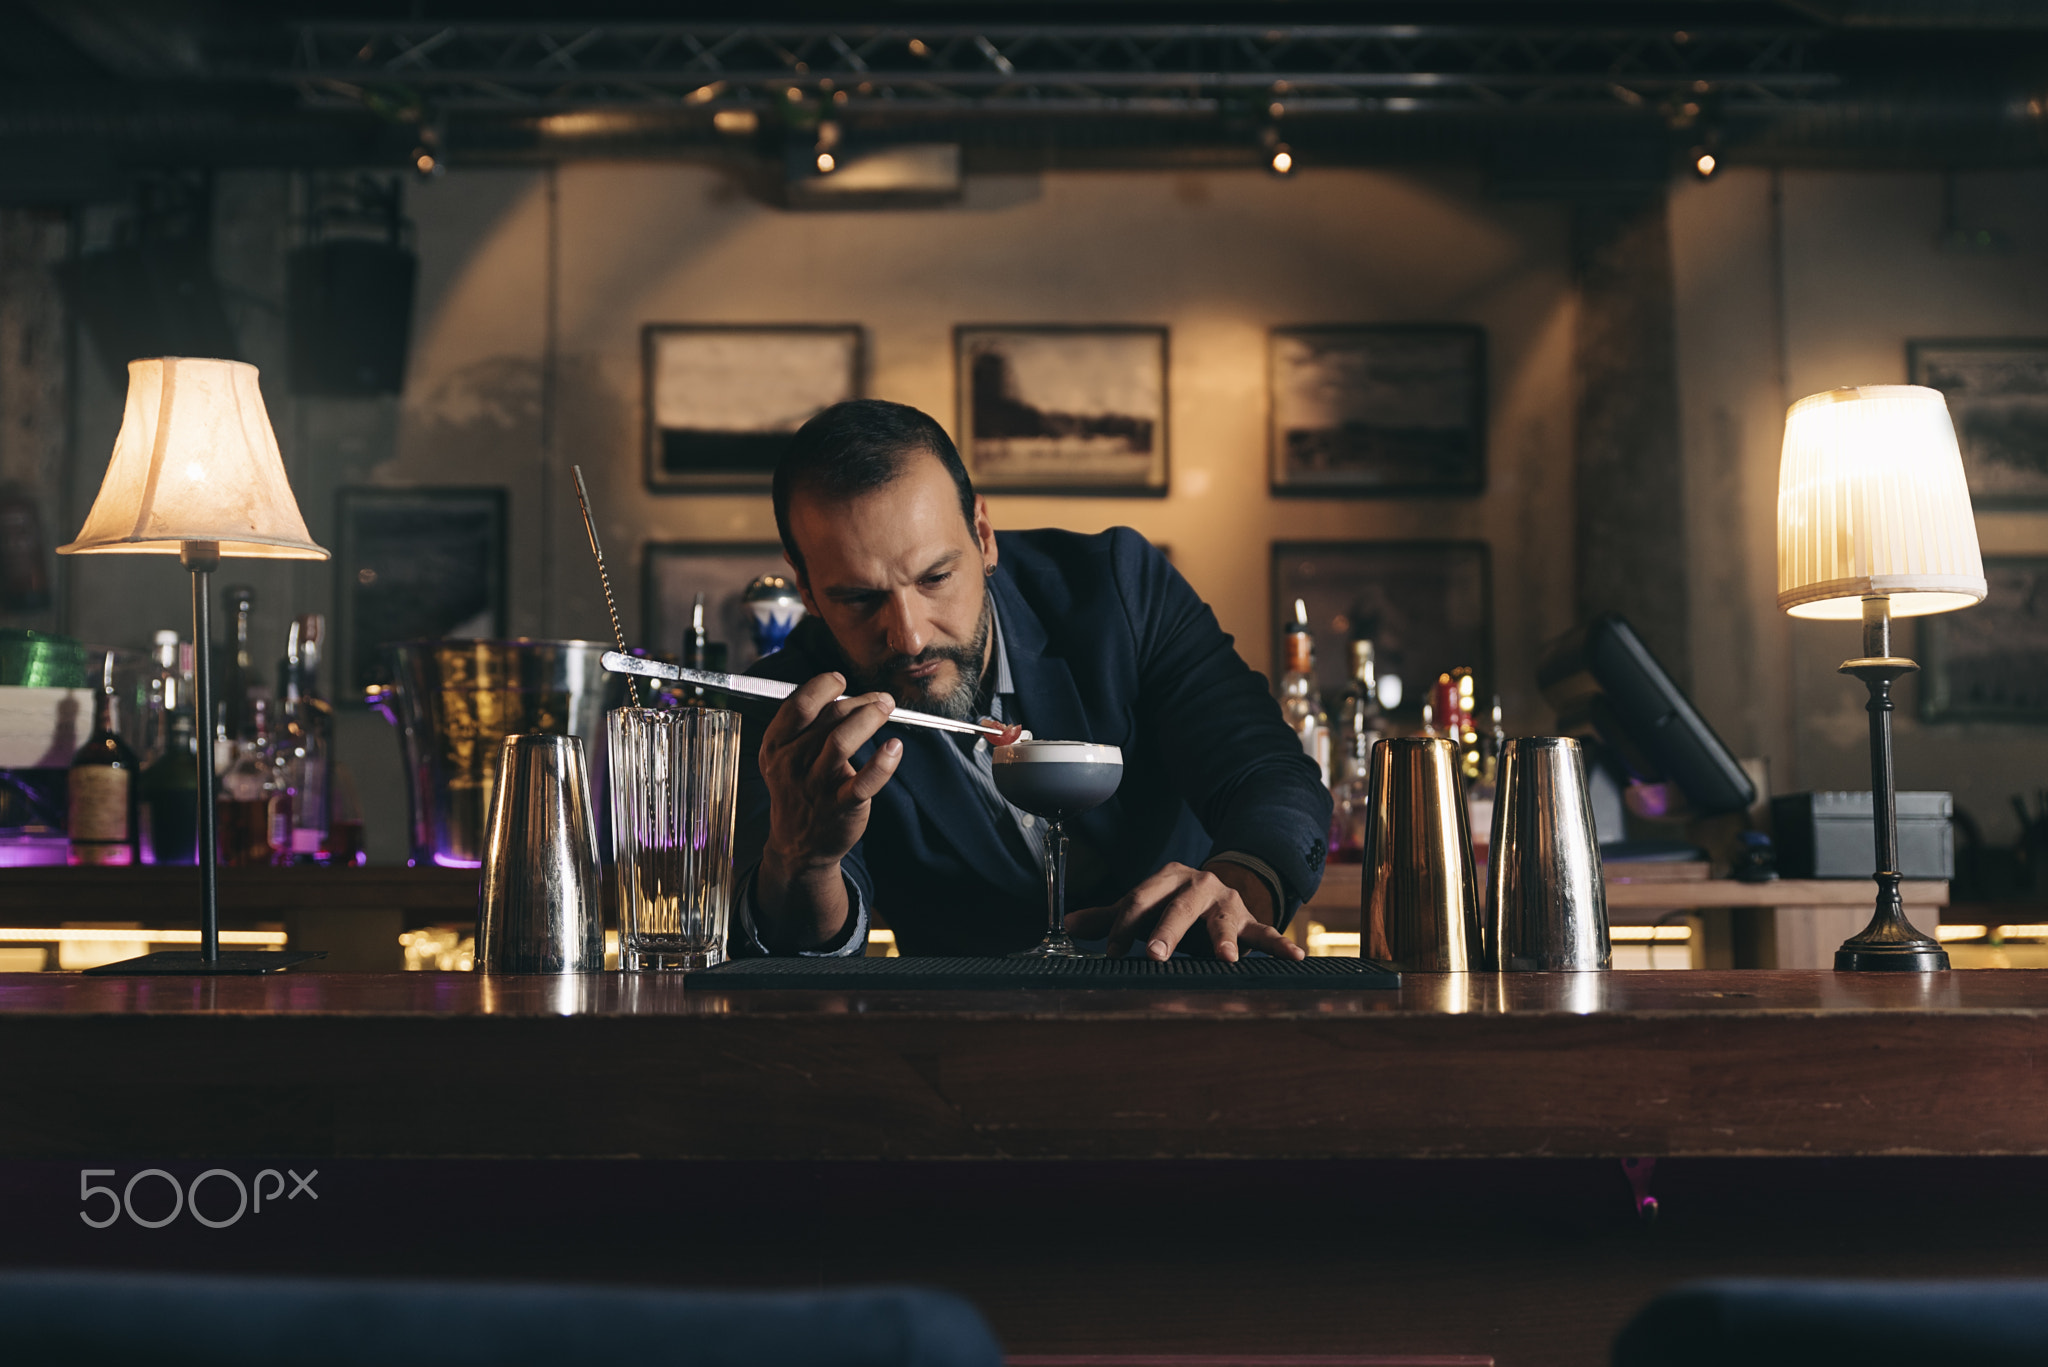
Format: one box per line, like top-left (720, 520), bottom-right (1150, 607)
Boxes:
top-left (873, 723), bottom-right (1033, 887)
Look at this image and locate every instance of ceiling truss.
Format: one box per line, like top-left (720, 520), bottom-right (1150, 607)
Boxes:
top-left (281, 22), bottom-right (1834, 118)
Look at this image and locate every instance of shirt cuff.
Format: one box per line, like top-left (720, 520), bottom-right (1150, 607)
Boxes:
top-left (732, 865), bottom-right (870, 958)
top-left (1205, 849), bottom-right (1296, 933)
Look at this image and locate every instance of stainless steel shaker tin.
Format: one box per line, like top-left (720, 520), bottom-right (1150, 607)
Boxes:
top-left (1360, 736), bottom-right (1483, 972)
top-left (1487, 736), bottom-right (1610, 971)
top-left (476, 733), bottom-right (606, 973)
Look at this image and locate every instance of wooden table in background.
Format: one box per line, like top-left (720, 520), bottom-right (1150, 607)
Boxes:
top-left (1300, 862), bottom-right (1949, 968)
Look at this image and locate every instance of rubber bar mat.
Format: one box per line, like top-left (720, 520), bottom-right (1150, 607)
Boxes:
top-left (685, 955), bottom-right (1400, 990)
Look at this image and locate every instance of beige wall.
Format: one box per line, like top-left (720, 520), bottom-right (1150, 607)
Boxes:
top-left (1673, 167), bottom-right (2048, 845)
top-left (393, 162), bottom-right (1580, 719)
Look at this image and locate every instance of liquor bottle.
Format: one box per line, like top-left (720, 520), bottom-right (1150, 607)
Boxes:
top-left (217, 696), bottom-right (278, 867)
top-left (68, 659), bottom-right (140, 866)
top-left (1335, 639), bottom-right (1386, 762)
top-left (218, 585), bottom-right (257, 743)
top-left (142, 629), bottom-right (181, 764)
top-left (1466, 693), bottom-right (1506, 876)
top-left (1327, 719), bottom-right (1375, 865)
top-left (276, 615), bottom-right (333, 863)
top-left (1278, 598), bottom-right (1331, 786)
top-left (141, 707), bottom-right (200, 866)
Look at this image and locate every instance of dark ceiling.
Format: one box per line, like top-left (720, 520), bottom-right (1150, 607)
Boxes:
top-left (1, 1), bottom-right (2045, 202)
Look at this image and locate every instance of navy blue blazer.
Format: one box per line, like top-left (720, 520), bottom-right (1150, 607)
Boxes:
top-left (733, 527), bottom-right (1331, 956)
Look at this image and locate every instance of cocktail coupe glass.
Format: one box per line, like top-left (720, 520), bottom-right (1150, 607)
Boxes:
top-left (990, 740), bottom-right (1124, 958)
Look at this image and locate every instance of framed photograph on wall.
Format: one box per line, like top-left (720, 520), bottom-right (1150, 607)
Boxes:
top-left (1908, 339), bottom-right (2048, 507)
top-left (1271, 540), bottom-right (1493, 715)
top-left (335, 487), bottom-right (508, 697)
top-left (645, 325), bottom-right (863, 491)
top-left (1270, 325), bottom-right (1486, 496)
top-left (955, 325), bottom-right (1168, 494)
top-left (1920, 555), bottom-right (2048, 723)
top-left (644, 541), bottom-right (800, 671)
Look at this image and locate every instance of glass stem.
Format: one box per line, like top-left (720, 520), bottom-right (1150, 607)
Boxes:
top-left (1045, 819), bottom-right (1068, 941)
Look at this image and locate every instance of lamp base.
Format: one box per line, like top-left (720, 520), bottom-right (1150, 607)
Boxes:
top-left (1835, 942), bottom-right (1949, 972)
top-left (83, 950), bottom-right (328, 976)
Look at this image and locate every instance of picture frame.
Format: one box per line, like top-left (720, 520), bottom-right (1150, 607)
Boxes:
top-left (334, 487), bottom-right (508, 698)
top-left (1269, 325), bottom-right (1486, 497)
top-left (955, 325), bottom-right (1169, 495)
top-left (644, 324), bottom-right (864, 492)
top-left (644, 541), bottom-right (803, 672)
top-left (1907, 339), bottom-right (2048, 508)
top-left (1271, 540), bottom-right (1493, 714)
top-left (1920, 555), bottom-right (2048, 723)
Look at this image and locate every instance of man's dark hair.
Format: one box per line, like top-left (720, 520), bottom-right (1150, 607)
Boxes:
top-left (773, 400), bottom-right (978, 577)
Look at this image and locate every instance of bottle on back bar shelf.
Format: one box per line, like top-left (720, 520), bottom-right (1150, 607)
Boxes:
top-left (218, 585), bottom-right (258, 744)
top-left (1327, 640), bottom-right (1386, 864)
top-left (218, 696), bottom-right (278, 867)
top-left (1278, 598), bottom-right (1331, 787)
top-left (68, 656), bottom-right (140, 866)
top-left (142, 629), bottom-right (181, 764)
top-left (276, 615), bottom-right (333, 863)
top-left (141, 707), bottom-right (200, 866)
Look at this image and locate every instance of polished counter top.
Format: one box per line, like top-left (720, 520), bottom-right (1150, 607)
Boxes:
top-left (5, 967), bottom-right (2047, 1161)
top-left (0, 966), bottom-right (2039, 1018)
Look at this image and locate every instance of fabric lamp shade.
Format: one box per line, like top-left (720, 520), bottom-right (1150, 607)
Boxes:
top-left (57, 357), bottom-right (327, 560)
top-left (1776, 384), bottom-right (1984, 621)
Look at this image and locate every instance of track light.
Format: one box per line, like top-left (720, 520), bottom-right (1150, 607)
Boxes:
top-left (1270, 144), bottom-right (1295, 175)
top-left (1691, 148), bottom-right (1718, 180)
top-left (816, 152), bottom-right (836, 173)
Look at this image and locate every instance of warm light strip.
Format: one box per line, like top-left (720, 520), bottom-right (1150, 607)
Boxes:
top-left (1994, 924), bottom-right (2048, 940)
top-left (1611, 926), bottom-right (1693, 942)
top-left (870, 929), bottom-right (897, 945)
top-left (1307, 931), bottom-right (1361, 949)
top-left (0, 928), bottom-right (288, 946)
top-left (1936, 924), bottom-right (1988, 942)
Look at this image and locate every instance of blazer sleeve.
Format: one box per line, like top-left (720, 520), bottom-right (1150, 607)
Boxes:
top-left (731, 681), bottom-right (877, 957)
top-left (1111, 527), bottom-right (1331, 911)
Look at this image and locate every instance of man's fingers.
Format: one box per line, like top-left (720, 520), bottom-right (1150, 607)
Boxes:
top-left (808, 694), bottom-right (896, 781)
top-left (1141, 881), bottom-right (1218, 961)
top-left (760, 673), bottom-right (846, 747)
top-left (1062, 903), bottom-right (1122, 937)
top-left (1242, 921), bottom-right (1308, 961)
top-left (839, 737), bottom-right (903, 803)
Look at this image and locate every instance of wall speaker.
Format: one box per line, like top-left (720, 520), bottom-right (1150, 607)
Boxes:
top-left (286, 239), bottom-right (417, 396)
top-left (54, 238), bottom-right (240, 390)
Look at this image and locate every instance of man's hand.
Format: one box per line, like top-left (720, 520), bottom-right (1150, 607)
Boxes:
top-left (753, 672), bottom-right (903, 946)
top-left (1063, 860), bottom-right (1305, 962)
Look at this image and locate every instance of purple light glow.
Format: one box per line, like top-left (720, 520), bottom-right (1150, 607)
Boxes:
top-left (433, 853), bottom-right (483, 869)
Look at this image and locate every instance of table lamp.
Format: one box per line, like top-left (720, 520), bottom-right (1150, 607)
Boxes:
top-left (58, 357), bottom-right (329, 974)
top-left (1776, 384), bottom-right (1986, 971)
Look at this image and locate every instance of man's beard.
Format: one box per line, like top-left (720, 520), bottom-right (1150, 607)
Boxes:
top-left (844, 592), bottom-right (993, 721)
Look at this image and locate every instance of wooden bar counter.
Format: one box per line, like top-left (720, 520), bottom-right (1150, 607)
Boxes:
top-left (5, 969), bottom-right (2048, 1366)
top-left (0, 968), bottom-right (2042, 1160)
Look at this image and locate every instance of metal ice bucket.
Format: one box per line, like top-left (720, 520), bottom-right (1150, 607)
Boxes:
top-left (367, 639), bottom-right (612, 868)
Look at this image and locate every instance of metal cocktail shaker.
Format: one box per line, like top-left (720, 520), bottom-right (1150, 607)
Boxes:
top-left (476, 734), bottom-right (606, 973)
top-left (1487, 736), bottom-right (1610, 971)
top-left (1360, 736), bottom-right (1483, 971)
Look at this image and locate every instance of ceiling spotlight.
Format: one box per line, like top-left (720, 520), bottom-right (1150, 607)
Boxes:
top-left (1270, 145), bottom-right (1295, 175)
top-left (816, 152), bottom-right (836, 174)
top-left (1692, 149), bottom-right (1718, 179)
top-left (412, 148), bottom-right (441, 178)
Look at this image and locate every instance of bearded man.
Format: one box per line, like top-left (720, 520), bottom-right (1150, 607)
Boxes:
top-left (731, 399), bottom-right (1329, 959)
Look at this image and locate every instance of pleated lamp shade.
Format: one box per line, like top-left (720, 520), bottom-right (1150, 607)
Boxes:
top-left (1776, 385), bottom-right (1984, 621)
top-left (57, 357), bottom-right (327, 560)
